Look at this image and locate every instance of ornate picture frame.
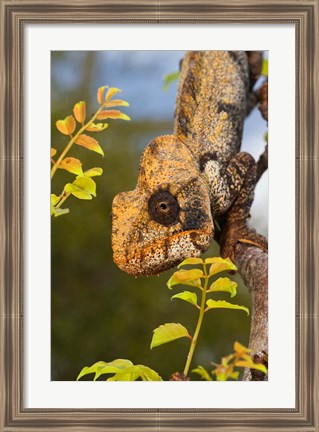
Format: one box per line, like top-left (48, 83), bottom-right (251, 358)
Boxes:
top-left (0, 1), bottom-right (318, 430)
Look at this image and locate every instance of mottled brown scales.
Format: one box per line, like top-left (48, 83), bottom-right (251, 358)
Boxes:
top-left (175, 51), bottom-right (248, 162)
top-left (112, 51), bottom-right (267, 276)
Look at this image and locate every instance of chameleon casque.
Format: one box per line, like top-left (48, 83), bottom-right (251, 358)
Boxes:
top-left (112, 51), bottom-right (268, 276)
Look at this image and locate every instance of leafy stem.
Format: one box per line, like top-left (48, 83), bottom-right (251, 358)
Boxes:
top-left (51, 105), bottom-right (104, 179)
top-left (55, 192), bottom-right (71, 209)
top-left (183, 263), bottom-right (208, 376)
top-left (79, 256), bottom-right (254, 381)
top-left (151, 257), bottom-right (249, 379)
top-left (51, 86), bottom-right (130, 217)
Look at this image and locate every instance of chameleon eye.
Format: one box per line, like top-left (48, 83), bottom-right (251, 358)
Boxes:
top-left (148, 190), bottom-right (180, 226)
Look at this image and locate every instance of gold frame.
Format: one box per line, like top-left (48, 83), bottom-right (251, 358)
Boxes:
top-left (0, 0), bottom-right (318, 430)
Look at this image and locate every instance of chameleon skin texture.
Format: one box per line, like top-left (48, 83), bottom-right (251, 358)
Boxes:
top-left (112, 51), bottom-right (267, 276)
top-left (112, 135), bottom-right (214, 276)
top-left (175, 51), bottom-right (249, 163)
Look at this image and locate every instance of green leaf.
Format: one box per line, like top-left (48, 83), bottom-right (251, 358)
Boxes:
top-left (213, 366), bottom-right (238, 381)
top-left (77, 359), bottom-right (163, 381)
top-left (77, 361), bottom-right (110, 381)
top-left (235, 360), bottom-right (267, 375)
top-left (64, 176), bottom-right (96, 200)
top-left (171, 291), bottom-right (198, 307)
top-left (212, 367), bottom-right (228, 381)
top-left (106, 365), bottom-right (163, 381)
top-left (83, 167), bottom-right (103, 177)
top-left (207, 277), bottom-right (237, 297)
top-left (235, 354), bottom-right (268, 375)
top-left (77, 359), bottom-right (133, 381)
top-left (251, 363), bottom-right (268, 374)
top-left (192, 365), bottom-right (212, 381)
top-left (163, 71), bottom-right (180, 91)
top-left (150, 323), bottom-right (191, 349)
top-left (94, 359), bottom-right (134, 380)
top-left (230, 371), bottom-right (240, 380)
top-left (107, 367), bottom-right (141, 381)
top-left (177, 257), bottom-right (203, 268)
top-left (51, 205), bottom-right (69, 217)
top-left (167, 269), bottom-right (203, 289)
top-left (205, 299), bottom-right (249, 315)
top-left (233, 341), bottom-right (251, 355)
top-left (51, 193), bottom-right (60, 206)
top-left (135, 365), bottom-right (163, 381)
top-left (51, 194), bottom-right (70, 217)
top-left (205, 257), bottom-right (237, 276)
top-left (261, 58), bottom-right (268, 76)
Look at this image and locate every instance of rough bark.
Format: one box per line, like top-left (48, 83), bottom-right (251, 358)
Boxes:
top-left (258, 81), bottom-right (268, 121)
top-left (256, 143), bottom-right (268, 183)
top-left (246, 51), bottom-right (263, 90)
top-left (234, 243), bottom-right (268, 381)
top-left (246, 91), bottom-right (260, 117)
top-left (256, 79), bottom-right (269, 183)
top-left (228, 53), bottom-right (269, 380)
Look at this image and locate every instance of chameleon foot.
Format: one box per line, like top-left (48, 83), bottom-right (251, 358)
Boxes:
top-left (220, 221), bottom-right (268, 263)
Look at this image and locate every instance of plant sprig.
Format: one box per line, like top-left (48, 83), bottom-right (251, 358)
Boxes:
top-left (77, 359), bottom-right (162, 382)
top-left (76, 255), bottom-right (264, 381)
top-left (150, 257), bottom-right (249, 377)
top-left (192, 341), bottom-right (268, 381)
top-left (51, 86), bottom-right (130, 217)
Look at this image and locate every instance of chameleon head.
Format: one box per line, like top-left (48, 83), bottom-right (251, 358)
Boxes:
top-left (111, 135), bottom-right (214, 276)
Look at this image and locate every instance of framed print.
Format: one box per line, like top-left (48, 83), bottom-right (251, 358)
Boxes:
top-left (1, 0), bottom-right (318, 430)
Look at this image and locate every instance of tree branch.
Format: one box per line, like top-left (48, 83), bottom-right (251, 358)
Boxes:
top-left (256, 80), bottom-right (268, 182)
top-left (234, 243), bottom-right (268, 381)
top-left (256, 143), bottom-right (268, 183)
top-left (246, 51), bottom-right (263, 90)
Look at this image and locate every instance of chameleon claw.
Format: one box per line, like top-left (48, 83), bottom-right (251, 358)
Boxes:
top-left (220, 222), bottom-right (268, 263)
top-left (238, 238), bottom-right (268, 251)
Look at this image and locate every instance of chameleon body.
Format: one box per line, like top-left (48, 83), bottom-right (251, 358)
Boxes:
top-left (112, 51), bottom-right (267, 276)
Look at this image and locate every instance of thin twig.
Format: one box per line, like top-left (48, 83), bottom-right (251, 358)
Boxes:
top-left (256, 143), bottom-right (268, 183)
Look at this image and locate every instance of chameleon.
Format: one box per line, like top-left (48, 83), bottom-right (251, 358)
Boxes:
top-left (112, 51), bottom-right (268, 276)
